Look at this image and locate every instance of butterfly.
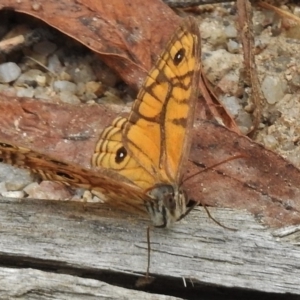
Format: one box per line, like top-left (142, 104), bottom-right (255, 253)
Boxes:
top-left (0, 17), bottom-right (201, 228)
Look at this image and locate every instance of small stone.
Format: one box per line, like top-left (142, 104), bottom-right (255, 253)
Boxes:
top-left (53, 80), bottom-right (77, 94)
top-left (34, 86), bottom-right (52, 100)
top-left (291, 73), bottom-right (300, 87)
top-left (82, 190), bottom-right (93, 202)
top-left (217, 71), bottom-right (241, 96)
top-left (224, 24), bottom-right (238, 38)
top-left (1, 190), bottom-right (25, 198)
top-left (97, 91), bottom-right (124, 105)
top-left (263, 135), bottom-right (278, 149)
top-left (235, 110), bottom-right (253, 132)
top-left (85, 81), bottom-right (104, 96)
top-left (283, 142), bottom-right (296, 151)
top-left (14, 69), bottom-right (46, 87)
top-left (0, 62), bottom-right (21, 83)
top-left (92, 189), bottom-right (107, 202)
top-left (202, 49), bottom-right (241, 83)
top-left (261, 75), bottom-right (286, 104)
top-left (219, 95), bottom-right (241, 117)
top-left (82, 92), bottom-right (97, 101)
top-left (36, 74), bottom-right (47, 87)
top-left (68, 64), bottom-right (96, 84)
top-left (24, 181), bottom-right (72, 200)
top-left (91, 195), bottom-right (104, 203)
top-left (59, 71), bottom-right (72, 81)
top-left (70, 188), bottom-right (86, 201)
top-left (227, 39), bottom-right (240, 54)
top-left (59, 91), bottom-right (81, 104)
top-left (0, 164), bottom-right (33, 191)
top-left (48, 54), bottom-right (63, 74)
top-left (200, 20), bottom-right (227, 47)
top-left (254, 37), bottom-right (269, 53)
top-left (16, 87), bottom-right (35, 98)
top-left (23, 182), bottom-right (39, 196)
top-left (76, 82), bottom-right (86, 96)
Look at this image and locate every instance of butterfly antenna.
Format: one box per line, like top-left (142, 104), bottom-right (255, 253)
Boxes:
top-left (182, 154), bottom-right (246, 184)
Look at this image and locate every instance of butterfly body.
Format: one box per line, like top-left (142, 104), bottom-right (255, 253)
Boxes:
top-left (0, 17), bottom-right (201, 227)
top-left (146, 184), bottom-right (188, 227)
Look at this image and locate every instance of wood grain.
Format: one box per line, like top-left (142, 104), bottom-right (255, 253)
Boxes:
top-left (0, 267), bottom-right (181, 300)
top-left (0, 196), bottom-right (300, 298)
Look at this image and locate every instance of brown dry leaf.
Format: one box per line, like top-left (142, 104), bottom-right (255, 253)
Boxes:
top-left (0, 94), bottom-right (115, 168)
top-left (0, 0), bottom-right (238, 128)
top-left (198, 72), bottom-right (240, 133)
top-left (0, 0), bottom-right (179, 89)
top-left (186, 114), bottom-right (300, 228)
top-left (1, 95), bottom-right (300, 228)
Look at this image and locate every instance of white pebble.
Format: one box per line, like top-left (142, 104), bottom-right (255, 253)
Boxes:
top-left (202, 49), bottom-right (241, 83)
top-left (34, 86), bottom-right (52, 100)
top-left (1, 191), bottom-right (25, 198)
top-left (200, 20), bottom-right (226, 46)
top-left (224, 24), bottom-right (238, 38)
top-left (219, 95), bottom-right (241, 117)
top-left (91, 195), bottom-right (104, 203)
top-left (0, 62), bottom-right (21, 83)
top-left (16, 87), bottom-right (35, 98)
top-left (48, 54), bottom-right (63, 74)
top-left (59, 91), bottom-right (81, 104)
top-left (218, 71), bottom-right (241, 95)
top-left (23, 182), bottom-right (39, 196)
top-left (0, 164), bottom-right (32, 190)
top-left (261, 76), bottom-right (287, 104)
top-left (76, 82), bottom-right (86, 96)
top-left (236, 110), bottom-right (253, 132)
top-left (53, 80), bottom-right (77, 93)
top-left (14, 69), bottom-right (46, 87)
top-left (263, 134), bottom-right (278, 149)
top-left (68, 64), bottom-right (96, 83)
top-left (227, 39), bottom-right (240, 54)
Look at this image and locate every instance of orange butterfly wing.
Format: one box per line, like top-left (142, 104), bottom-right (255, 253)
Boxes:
top-left (93, 17), bottom-right (201, 189)
top-left (0, 142), bottom-right (148, 215)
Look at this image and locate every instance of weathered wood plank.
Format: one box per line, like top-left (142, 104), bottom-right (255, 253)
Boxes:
top-left (0, 267), bottom-right (181, 300)
top-left (0, 196), bottom-right (300, 297)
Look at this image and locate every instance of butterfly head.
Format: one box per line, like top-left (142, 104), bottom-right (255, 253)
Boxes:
top-left (146, 184), bottom-right (189, 228)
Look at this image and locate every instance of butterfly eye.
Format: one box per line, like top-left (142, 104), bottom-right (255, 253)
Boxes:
top-left (163, 195), bottom-right (176, 211)
top-left (174, 48), bottom-right (185, 65)
top-left (115, 146), bottom-right (127, 163)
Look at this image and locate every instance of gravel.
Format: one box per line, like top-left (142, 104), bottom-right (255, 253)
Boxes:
top-left (1, 3), bottom-right (300, 199)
